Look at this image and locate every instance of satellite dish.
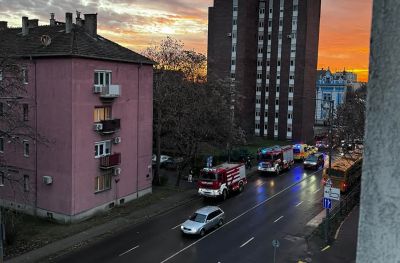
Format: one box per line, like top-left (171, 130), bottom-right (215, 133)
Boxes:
top-left (40, 35), bottom-right (52, 46)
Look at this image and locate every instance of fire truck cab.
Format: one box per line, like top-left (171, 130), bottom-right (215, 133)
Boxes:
top-left (257, 145), bottom-right (294, 175)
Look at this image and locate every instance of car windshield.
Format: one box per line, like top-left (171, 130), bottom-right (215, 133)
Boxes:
top-left (259, 153), bottom-right (274, 161)
top-left (190, 213), bottom-right (207, 223)
top-left (306, 155), bottom-right (317, 162)
top-left (200, 172), bottom-right (217, 181)
top-left (293, 148), bottom-right (301, 154)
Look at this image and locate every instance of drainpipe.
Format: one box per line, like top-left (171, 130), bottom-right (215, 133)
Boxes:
top-left (136, 63), bottom-right (141, 198)
top-left (33, 57), bottom-right (38, 216)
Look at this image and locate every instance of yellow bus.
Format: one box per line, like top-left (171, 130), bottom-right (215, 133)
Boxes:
top-left (322, 153), bottom-right (362, 192)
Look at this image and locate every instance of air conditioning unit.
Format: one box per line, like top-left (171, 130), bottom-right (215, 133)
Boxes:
top-left (113, 167), bottom-right (121, 176)
top-left (43, 176), bottom-right (53, 185)
top-left (93, 123), bottom-right (103, 131)
top-left (114, 136), bottom-right (121, 144)
top-left (227, 32), bottom-right (232, 37)
top-left (93, 84), bottom-right (103, 93)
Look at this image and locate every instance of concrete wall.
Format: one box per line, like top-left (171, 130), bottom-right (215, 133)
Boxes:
top-left (356, 0), bottom-right (400, 262)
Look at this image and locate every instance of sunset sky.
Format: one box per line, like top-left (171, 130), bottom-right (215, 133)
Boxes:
top-left (0, 0), bottom-right (372, 81)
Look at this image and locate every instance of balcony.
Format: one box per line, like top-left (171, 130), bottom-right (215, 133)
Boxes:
top-left (94, 119), bottom-right (121, 134)
top-left (93, 84), bottom-right (120, 99)
top-left (100, 153), bottom-right (121, 169)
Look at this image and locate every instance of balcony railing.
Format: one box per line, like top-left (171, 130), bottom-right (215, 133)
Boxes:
top-left (100, 84), bottom-right (120, 98)
top-left (100, 153), bottom-right (121, 169)
top-left (96, 119), bottom-right (120, 134)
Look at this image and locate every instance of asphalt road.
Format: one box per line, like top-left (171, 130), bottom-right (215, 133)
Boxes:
top-left (54, 163), bottom-right (325, 263)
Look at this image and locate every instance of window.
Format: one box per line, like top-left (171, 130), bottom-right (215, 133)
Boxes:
top-left (231, 73), bottom-right (236, 79)
top-left (257, 73), bottom-right (262, 79)
top-left (265, 99), bottom-right (268, 104)
top-left (0, 102), bottom-right (3, 116)
top-left (269, 8), bottom-right (273, 13)
top-left (276, 86), bottom-right (280, 92)
top-left (266, 74), bottom-right (270, 80)
top-left (95, 173), bottom-right (112, 192)
top-left (278, 33), bottom-right (282, 39)
top-left (24, 175), bottom-right (29, 191)
top-left (94, 140), bottom-right (111, 158)
top-left (277, 75), bottom-right (280, 80)
top-left (255, 111), bottom-right (260, 116)
top-left (265, 85), bottom-right (269, 92)
top-left (23, 104), bottom-right (29, 121)
top-left (287, 126), bottom-right (292, 132)
top-left (255, 123), bottom-right (260, 129)
top-left (275, 112), bottom-right (279, 118)
top-left (258, 35), bottom-right (264, 41)
top-left (259, 21), bottom-right (264, 27)
top-left (232, 45), bottom-right (236, 52)
top-left (232, 32), bottom-right (236, 38)
top-left (289, 99), bottom-right (293, 106)
top-left (231, 59), bottom-right (236, 66)
top-left (264, 124), bottom-right (268, 130)
top-left (94, 71), bottom-right (111, 86)
top-left (257, 60), bottom-right (263, 66)
top-left (0, 70), bottom-right (2, 81)
top-left (274, 124), bottom-right (278, 131)
top-left (288, 113), bottom-right (293, 119)
top-left (0, 137), bottom-right (3, 152)
top-left (290, 60), bottom-right (294, 66)
top-left (279, 19), bottom-right (283, 26)
top-left (268, 21), bottom-right (272, 27)
top-left (22, 68), bottom-right (28, 84)
top-left (289, 86), bottom-right (294, 93)
top-left (256, 85), bottom-right (261, 92)
top-left (0, 172), bottom-right (4, 186)
top-left (275, 99), bottom-right (279, 105)
top-left (233, 19), bottom-right (237, 25)
top-left (256, 98), bottom-right (261, 104)
top-left (293, 5), bottom-right (298, 11)
top-left (268, 34), bottom-right (271, 40)
top-left (259, 8), bottom-right (265, 14)
top-left (277, 60), bottom-right (281, 66)
top-left (23, 140), bottom-right (29, 157)
top-left (94, 106), bottom-right (111, 122)
top-left (290, 75), bottom-right (294, 80)
top-left (266, 60), bottom-right (270, 66)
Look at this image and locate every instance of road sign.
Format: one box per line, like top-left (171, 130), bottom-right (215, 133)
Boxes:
top-left (324, 186), bottom-right (340, 201)
top-left (272, 239), bottom-right (280, 248)
top-left (323, 198), bottom-right (332, 209)
top-left (325, 178), bottom-right (332, 187)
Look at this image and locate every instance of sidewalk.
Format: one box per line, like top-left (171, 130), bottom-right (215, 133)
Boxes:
top-left (306, 205), bottom-right (360, 263)
top-left (6, 185), bottom-right (200, 263)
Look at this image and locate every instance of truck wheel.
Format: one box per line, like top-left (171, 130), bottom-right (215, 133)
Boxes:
top-left (239, 182), bottom-right (244, 193)
top-left (222, 189), bottom-right (228, 200)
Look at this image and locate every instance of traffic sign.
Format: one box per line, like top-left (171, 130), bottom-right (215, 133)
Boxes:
top-left (272, 239), bottom-right (280, 248)
top-left (323, 198), bottom-right (332, 209)
top-left (325, 178), bottom-right (332, 187)
top-left (324, 186), bottom-right (340, 201)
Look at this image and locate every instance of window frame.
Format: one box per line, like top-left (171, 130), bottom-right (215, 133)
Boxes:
top-left (0, 171), bottom-right (4, 186)
top-left (94, 70), bottom-right (112, 86)
top-left (94, 140), bottom-right (111, 158)
top-left (23, 175), bottom-right (29, 192)
top-left (95, 173), bottom-right (112, 193)
top-left (23, 140), bottom-right (29, 157)
top-left (23, 103), bottom-right (29, 121)
top-left (0, 137), bottom-right (4, 152)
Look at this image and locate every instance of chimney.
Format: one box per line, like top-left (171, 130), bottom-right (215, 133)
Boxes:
top-left (0, 21), bottom-right (7, 30)
top-left (28, 19), bottom-right (39, 28)
top-left (50, 13), bottom-right (55, 26)
top-left (65, 12), bottom-right (72, 33)
top-left (76, 11), bottom-right (83, 26)
top-left (22, 16), bottom-right (29, 36)
top-left (84, 13), bottom-right (97, 37)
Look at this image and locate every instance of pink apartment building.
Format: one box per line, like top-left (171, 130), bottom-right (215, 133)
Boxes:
top-left (0, 13), bottom-right (154, 222)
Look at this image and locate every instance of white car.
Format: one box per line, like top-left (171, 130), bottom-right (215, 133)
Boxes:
top-left (152, 154), bottom-right (171, 164)
top-left (181, 206), bottom-right (225, 236)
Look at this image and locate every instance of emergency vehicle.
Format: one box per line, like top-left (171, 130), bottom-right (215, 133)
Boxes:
top-left (198, 163), bottom-right (247, 200)
top-left (257, 145), bottom-right (294, 175)
top-left (293, 144), bottom-right (315, 161)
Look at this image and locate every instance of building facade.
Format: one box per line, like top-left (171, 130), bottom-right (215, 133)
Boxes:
top-left (315, 68), bottom-right (358, 125)
top-left (208, 0), bottom-right (321, 142)
top-left (0, 13), bottom-right (153, 222)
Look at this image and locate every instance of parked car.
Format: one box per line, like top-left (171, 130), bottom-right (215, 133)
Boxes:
top-left (303, 153), bottom-right (325, 170)
top-left (162, 157), bottom-right (184, 169)
top-left (152, 154), bottom-right (171, 164)
top-left (181, 206), bottom-right (225, 236)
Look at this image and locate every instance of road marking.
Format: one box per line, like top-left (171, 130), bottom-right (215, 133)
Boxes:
top-left (119, 245), bottom-right (139, 257)
top-left (273, 216), bottom-right (284, 223)
top-left (160, 168), bottom-right (321, 263)
top-left (312, 188), bottom-right (321, 194)
top-left (295, 201), bottom-right (304, 207)
top-left (321, 245), bottom-right (330, 252)
top-left (240, 237), bottom-right (255, 248)
top-left (171, 223), bottom-right (181, 230)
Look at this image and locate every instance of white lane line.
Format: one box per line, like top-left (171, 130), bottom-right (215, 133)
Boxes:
top-left (119, 245), bottom-right (140, 257)
top-left (312, 188), bottom-right (321, 194)
top-left (295, 201), bottom-right (304, 207)
top-left (273, 216), bottom-right (284, 223)
top-left (240, 237), bottom-right (255, 248)
top-left (160, 168), bottom-right (321, 263)
top-left (171, 223), bottom-right (181, 230)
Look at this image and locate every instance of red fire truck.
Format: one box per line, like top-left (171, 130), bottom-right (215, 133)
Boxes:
top-left (198, 163), bottom-right (247, 200)
top-left (257, 145), bottom-right (294, 175)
